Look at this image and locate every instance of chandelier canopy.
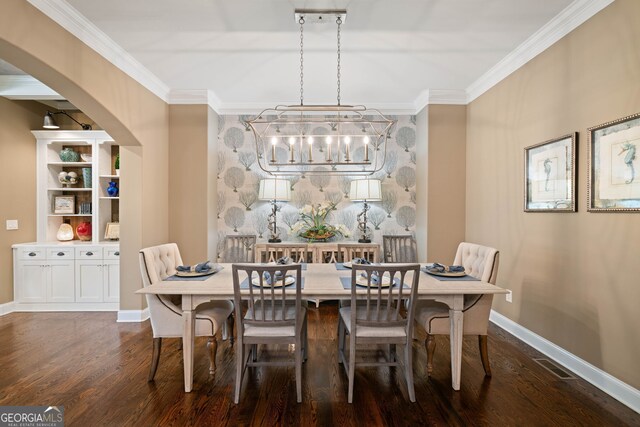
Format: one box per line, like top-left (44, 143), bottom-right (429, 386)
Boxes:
top-left (247, 9), bottom-right (394, 176)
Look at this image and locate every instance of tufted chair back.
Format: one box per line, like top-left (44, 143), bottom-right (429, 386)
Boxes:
top-left (139, 243), bottom-right (186, 337)
top-left (454, 242), bottom-right (499, 284)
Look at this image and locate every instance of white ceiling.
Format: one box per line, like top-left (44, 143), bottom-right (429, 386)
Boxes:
top-left (62, 0), bottom-right (573, 110)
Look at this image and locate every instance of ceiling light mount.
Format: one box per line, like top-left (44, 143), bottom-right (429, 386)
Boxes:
top-left (248, 9), bottom-right (393, 176)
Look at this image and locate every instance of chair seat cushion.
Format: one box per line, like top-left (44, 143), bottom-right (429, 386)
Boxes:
top-left (415, 300), bottom-right (449, 331)
top-left (339, 307), bottom-right (407, 338)
top-left (194, 300), bottom-right (234, 336)
top-left (243, 305), bottom-right (306, 337)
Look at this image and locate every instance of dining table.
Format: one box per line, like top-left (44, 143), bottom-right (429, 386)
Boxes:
top-left (136, 263), bottom-right (507, 393)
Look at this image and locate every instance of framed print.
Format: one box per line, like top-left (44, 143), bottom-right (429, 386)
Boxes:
top-left (104, 222), bottom-right (120, 240)
top-left (53, 195), bottom-right (75, 214)
top-left (524, 133), bottom-right (577, 212)
top-left (588, 112), bottom-right (640, 212)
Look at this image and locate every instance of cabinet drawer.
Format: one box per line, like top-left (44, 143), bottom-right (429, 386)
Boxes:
top-left (18, 247), bottom-right (46, 260)
top-left (47, 248), bottom-right (74, 259)
top-left (76, 247), bottom-right (103, 259)
top-left (104, 248), bottom-right (120, 260)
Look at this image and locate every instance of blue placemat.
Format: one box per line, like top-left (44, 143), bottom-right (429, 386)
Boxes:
top-left (421, 270), bottom-right (480, 281)
top-left (339, 276), bottom-right (405, 290)
top-left (165, 266), bottom-right (224, 281)
top-left (240, 276), bottom-right (305, 289)
top-left (335, 263), bottom-right (350, 270)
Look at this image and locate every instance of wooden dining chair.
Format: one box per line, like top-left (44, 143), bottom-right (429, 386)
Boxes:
top-left (139, 243), bottom-right (234, 380)
top-left (223, 235), bottom-right (257, 262)
top-left (415, 242), bottom-right (499, 377)
top-left (338, 263), bottom-right (420, 403)
top-left (337, 243), bottom-right (380, 263)
top-left (382, 235), bottom-right (417, 263)
top-left (231, 263), bottom-right (307, 403)
top-left (265, 243), bottom-right (309, 263)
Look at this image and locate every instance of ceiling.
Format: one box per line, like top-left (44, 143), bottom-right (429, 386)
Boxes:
top-left (3, 0), bottom-right (608, 112)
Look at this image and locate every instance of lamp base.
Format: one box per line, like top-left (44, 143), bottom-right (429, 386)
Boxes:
top-left (358, 238), bottom-right (371, 243)
top-left (268, 238), bottom-right (282, 243)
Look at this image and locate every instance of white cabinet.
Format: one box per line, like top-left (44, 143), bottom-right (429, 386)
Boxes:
top-left (13, 243), bottom-right (119, 311)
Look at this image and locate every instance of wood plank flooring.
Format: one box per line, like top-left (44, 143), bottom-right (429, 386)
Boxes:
top-left (0, 303), bottom-right (637, 426)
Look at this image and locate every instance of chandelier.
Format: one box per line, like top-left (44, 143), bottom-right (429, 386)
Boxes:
top-left (247, 9), bottom-right (395, 176)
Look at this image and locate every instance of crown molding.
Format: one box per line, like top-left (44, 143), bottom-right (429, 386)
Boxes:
top-left (0, 75), bottom-right (63, 99)
top-left (27, 0), bottom-right (171, 102)
top-left (465, 0), bottom-right (614, 103)
top-left (413, 89), bottom-right (467, 112)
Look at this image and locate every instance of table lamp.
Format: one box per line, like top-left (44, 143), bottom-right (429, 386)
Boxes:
top-left (258, 178), bottom-right (291, 243)
top-left (349, 179), bottom-right (382, 243)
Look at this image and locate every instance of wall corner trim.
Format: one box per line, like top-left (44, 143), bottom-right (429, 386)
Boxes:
top-left (117, 308), bottom-right (150, 323)
top-left (465, 0), bottom-right (614, 103)
top-left (490, 310), bottom-right (640, 413)
top-left (0, 301), bottom-right (15, 316)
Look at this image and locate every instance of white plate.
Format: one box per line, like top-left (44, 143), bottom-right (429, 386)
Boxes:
top-left (251, 275), bottom-right (296, 288)
top-left (175, 270), bottom-right (217, 277)
top-left (355, 274), bottom-right (392, 288)
top-left (423, 267), bottom-right (466, 277)
top-left (343, 261), bottom-right (376, 269)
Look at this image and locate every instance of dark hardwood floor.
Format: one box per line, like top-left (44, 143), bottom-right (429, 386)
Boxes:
top-left (0, 303), bottom-right (637, 426)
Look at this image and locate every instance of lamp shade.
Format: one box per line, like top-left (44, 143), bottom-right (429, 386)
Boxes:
top-left (349, 179), bottom-right (382, 201)
top-left (43, 112), bottom-right (60, 129)
top-left (258, 178), bottom-right (291, 201)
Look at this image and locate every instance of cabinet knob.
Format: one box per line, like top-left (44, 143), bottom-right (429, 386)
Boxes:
top-left (86, 251), bottom-right (94, 256)
top-left (28, 252), bottom-right (37, 257)
top-left (57, 252), bottom-right (65, 256)
top-left (114, 251), bottom-right (120, 256)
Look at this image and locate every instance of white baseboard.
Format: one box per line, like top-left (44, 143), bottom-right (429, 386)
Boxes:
top-left (0, 301), bottom-right (15, 316)
top-left (117, 307), bottom-right (149, 323)
top-left (490, 310), bottom-right (640, 413)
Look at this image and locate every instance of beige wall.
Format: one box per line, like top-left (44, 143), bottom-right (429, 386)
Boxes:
top-left (466, 0), bottom-right (640, 388)
top-left (169, 104), bottom-right (212, 263)
top-left (0, 0), bottom-right (170, 310)
top-left (0, 99), bottom-right (48, 303)
top-left (427, 105), bottom-right (467, 263)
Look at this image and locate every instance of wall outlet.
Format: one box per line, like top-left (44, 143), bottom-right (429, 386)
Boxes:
top-left (506, 289), bottom-right (513, 303)
top-left (6, 220), bottom-right (18, 230)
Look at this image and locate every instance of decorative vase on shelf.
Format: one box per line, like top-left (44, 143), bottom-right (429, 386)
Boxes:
top-left (59, 147), bottom-right (80, 162)
top-left (58, 171), bottom-right (78, 187)
top-left (56, 222), bottom-right (74, 241)
top-left (82, 168), bottom-right (92, 188)
top-left (106, 181), bottom-right (119, 197)
top-left (76, 221), bottom-right (92, 241)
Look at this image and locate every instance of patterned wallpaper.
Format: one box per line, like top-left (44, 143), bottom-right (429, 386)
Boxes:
top-left (216, 114), bottom-right (417, 257)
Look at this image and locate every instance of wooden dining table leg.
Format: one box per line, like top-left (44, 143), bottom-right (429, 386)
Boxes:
top-left (182, 295), bottom-right (195, 392)
top-left (449, 295), bottom-right (464, 391)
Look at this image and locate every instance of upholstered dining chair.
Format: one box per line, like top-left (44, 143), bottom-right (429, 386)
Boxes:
top-left (338, 263), bottom-right (421, 403)
top-left (415, 242), bottom-right (499, 377)
top-left (265, 243), bottom-right (309, 263)
top-left (382, 235), bottom-right (418, 263)
top-left (337, 243), bottom-right (380, 263)
top-left (223, 235), bottom-right (257, 263)
top-left (139, 243), bottom-right (234, 381)
top-left (231, 263), bottom-right (307, 403)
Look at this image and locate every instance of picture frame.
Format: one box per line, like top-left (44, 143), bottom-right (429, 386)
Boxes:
top-left (524, 133), bottom-right (577, 212)
top-left (104, 222), bottom-right (120, 240)
top-left (588, 112), bottom-right (640, 212)
top-left (53, 195), bottom-right (75, 214)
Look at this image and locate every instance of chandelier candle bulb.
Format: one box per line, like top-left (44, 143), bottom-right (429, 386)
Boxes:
top-left (345, 136), bottom-right (351, 162)
top-left (326, 136), bottom-right (333, 162)
top-left (308, 137), bottom-right (314, 162)
top-left (270, 137), bottom-right (277, 163)
top-left (289, 137), bottom-right (296, 163)
top-left (364, 136), bottom-right (370, 162)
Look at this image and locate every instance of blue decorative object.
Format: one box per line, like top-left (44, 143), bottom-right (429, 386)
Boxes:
top-left (106, 181), bottom-right (119, 197)
top-left (59, 147), bottom-right (79, 162)
top-left (82, 168), bottom-right (92, 188)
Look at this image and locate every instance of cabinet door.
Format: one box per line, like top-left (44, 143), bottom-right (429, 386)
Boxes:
top-left (103, 260), bottom-right (119, 303)
top-left (17, 261), bottom-right (47, 303)
top-left (75, 260), bottom-right (104, 302)
top-left (47, 260), bottom-right (75, 302)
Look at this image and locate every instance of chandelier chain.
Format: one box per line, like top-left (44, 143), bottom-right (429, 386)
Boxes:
top-left (299, 16), bottom-right (305, 106)
top-left (336, 16), bottom-right (342, 106)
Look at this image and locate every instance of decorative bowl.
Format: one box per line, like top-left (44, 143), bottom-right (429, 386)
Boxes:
top-left (58, 171), bottom-right (79, 186)
top-left (80, 153), bottom-right (92, 162)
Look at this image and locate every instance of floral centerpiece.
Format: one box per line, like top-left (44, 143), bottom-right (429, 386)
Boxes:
top-left (291, 202), bottom-right (350, 241)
